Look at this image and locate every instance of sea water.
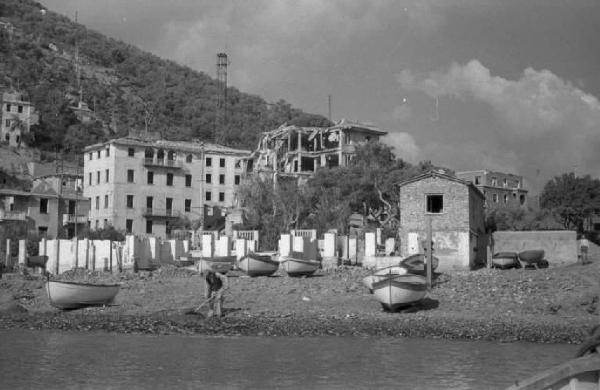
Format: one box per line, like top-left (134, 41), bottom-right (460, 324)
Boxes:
top-left (0, 329), bottom-right (575, 389)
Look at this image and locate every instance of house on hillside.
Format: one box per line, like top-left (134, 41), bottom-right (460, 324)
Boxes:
top-left (252, 119), bottom-right (387, 182)
top-left (1, 92), bottom-right (39, 147)
top-left (456, 170), bottom-right (528, 211)
top-left (398, 170), bottom-right (487, 270)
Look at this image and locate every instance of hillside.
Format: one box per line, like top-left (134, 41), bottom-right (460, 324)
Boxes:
top-left (0, 0), bottom-right (330, 158)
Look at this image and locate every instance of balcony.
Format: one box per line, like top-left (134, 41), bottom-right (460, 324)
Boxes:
top-left (143, 208), bottom-right (180, 219)
top-left (143, 158), bottom-right (182, 169)
top-left (62, 214), bottom-right (88, 225)
top-left (0, 210), bottom-right (26, 222)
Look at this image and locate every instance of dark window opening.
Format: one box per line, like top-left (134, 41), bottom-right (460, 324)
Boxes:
top-left (147, 171), bottom-right (154, 184)
top-left (128, 148), bottom-right (135, 157)
top-left (127, 170), bottom-right (134, 183)
top-left (205, 192), bottom-right (212, 201)
top-left (219, 174), bottom-right (225, 184)
top-left (39, 198), bottom-right (48, 214)
top-left (219, 158), bottom-right (225, 168)
top-left (166, 173), bottom-right (173, 186)
top-left (186, 154), bottom-right (193, 163)
top-left (185, 174), bottom-right (192, 187)
top-left (206, 174), bottom-right (212, 184)
top-left (234, 175), bottom-right (240, 185)
top-left (126, 219), bottom-right (133, 233)
top-left (126, 195), bottom-right (134, 208)
top-left (206, 157), bottom-right (212, 167)
top-left (426, 195), bottom-right (443, 213)
top-left (219, 192), bottom-right (225, 202)
top-left (146, 220), bottom-right (153, 234)
top-left (185, 199), bottom-right (191, 212)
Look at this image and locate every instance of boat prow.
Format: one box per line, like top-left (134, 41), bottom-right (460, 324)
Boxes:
top-left (372, 274), bottom-right (427, 311)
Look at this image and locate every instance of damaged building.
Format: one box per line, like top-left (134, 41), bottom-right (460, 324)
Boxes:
top-left (252, 119), bottom-right (387, 180)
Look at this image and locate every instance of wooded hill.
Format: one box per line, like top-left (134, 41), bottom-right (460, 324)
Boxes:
top-left (0, 0), bottom-right (330, 158)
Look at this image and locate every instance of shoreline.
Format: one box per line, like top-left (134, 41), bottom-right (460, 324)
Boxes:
top-left (1, 263), bottom-right (598, 343)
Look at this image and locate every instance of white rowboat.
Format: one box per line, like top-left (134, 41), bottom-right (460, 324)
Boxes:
top-left (46, 280), bottom-right (120, 310)
top-left (372, 274), bottom-right (427, 311)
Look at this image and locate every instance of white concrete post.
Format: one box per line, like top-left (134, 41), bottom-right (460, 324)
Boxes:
top-left (83, 238), bottom-right (90, 269)
top-left (73, 237), bottom-right (79, 268)
top-left (349, 238), bottom-right (357, 265)
top-left (5, 238), bottom-right (11, 268)
top-left (279, 234), bottom-right (291, 257)
top-left (385, 238), bottom-right (396, 256)
top-left (18, 239), bottom-right (27, 265)
top-left (323, 233), bottom-right (337, 258)
top-left (216, 236), bottom-right (231, 257)
top-left (365, 232), bottom-right (377, 257)
top-left (53, 238), bottom-right (60, 274)
top-left (235, 239), bottom-right (247, 260)
top-left (201, 234), bottom-right (214, 258)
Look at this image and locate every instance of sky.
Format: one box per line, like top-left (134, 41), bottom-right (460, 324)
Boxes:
top-left (42, 0), bottom-right (600, 193)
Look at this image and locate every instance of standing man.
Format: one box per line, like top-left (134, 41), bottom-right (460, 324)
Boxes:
top-left (580, 235), bottom-right (590, 264)
top-left (204, 269), bottom-right (228, 318)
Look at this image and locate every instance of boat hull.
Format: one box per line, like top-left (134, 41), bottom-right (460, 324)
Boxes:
top-left (372, 274), bottom-right (427, 311)
top-left (507, 353), bottom-right (600, 390)
top-left (46, 280), bottom-right (120, 310)
top-left (492, 252), bottom-right (521, 269)
top-left (363, 266), bottom-right (409, 293)
top-left (400, 254), bottom-right (439, 275)
top-left (239, 253), bottom-right (279, 277)
top-left (281, 257), bottom-right (320, 277)
top-left (518, 250), bottom-right (545, 264)
top-left (197, 256), bottom-right (236, 274)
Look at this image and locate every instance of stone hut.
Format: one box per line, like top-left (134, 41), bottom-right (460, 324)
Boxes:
top-left (398, 170), bottom-right (487, 270)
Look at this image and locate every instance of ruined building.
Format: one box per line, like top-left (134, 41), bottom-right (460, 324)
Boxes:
top-left (252, 119), bottom-right (387, 181)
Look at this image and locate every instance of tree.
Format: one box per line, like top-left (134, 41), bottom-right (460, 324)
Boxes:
top-left (540, 173), bottom-right (600, 232)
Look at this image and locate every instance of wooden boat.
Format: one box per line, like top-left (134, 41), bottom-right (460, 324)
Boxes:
top-left (507, 353), bottom-right (600, 390)
top-left (518, 249), bottom-right (545, 265)
top-left (280, 256), bottom-right (320, 277)
top-left (399, 253), bottom-right (439, 275)
top-left (239, 252), bottom-right (279, 277)
top-left (197, 256), bottom-right (236, 274)
top-left (362, 266), bottom-right (409, 293)
top-left (46, 280), bottom-right (120, 310)
top-left (372, 274), bottom-right (427, 311)
top-left (492, 252), bottom-right (521, 269)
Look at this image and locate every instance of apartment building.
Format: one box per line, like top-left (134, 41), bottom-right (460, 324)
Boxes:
top-left (1, 91), bottom-right (38, 147)
top-left (253, 119), bottom-right (387, 180)
top-left (455, 170), bottom-right (528, 210)
top-left (83, 133), bottom-right (251, 238)
top-left (0, 162), bottom-right (89, 238)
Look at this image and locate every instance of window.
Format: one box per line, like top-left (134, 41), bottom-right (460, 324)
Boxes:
top-left (219, 192), bottom-right (225, 202)
top-left (5, 104), bottom-right (10, 112)
top-left (166, 198), bottom-right (173, 214)
top-left (126, 219), bottom-right (133, 233)
top-left (147, 171), bottom-right (154, 184)
top-left (426, 194), bottom-right (443, 213)
top-left (185, 174), bottom-right (192, 187)
top-left (17, 105), bottom-right (23, 113)
top-left (96, 171), bottom-right (100, 184)
top-left (126, 195), bottom-right (134, 208)
top-left (97, 150), bottom-right (101, 159)
top-left (206, 174), bottom-right (212, 184)
top-left (520, 195), bottom-right (526, 205)
top-left (38, 226), bottom-right (48, 236)
top-left (186, 154), bottom-right (193, 163)
top-left (492, 193), bottom-right (498, 203)
top-left (235, 160), bottom-right (241, 169)
top-left (219, 174), bottom-right (225, 184)
top-left (205, 191), bottom-right (212, 201)
top-left (503, 194), bottom-right (508, 204)
top-left (220, 158), bottom-right (225, 168)
top-left (491, 177), bottom-right (497, 186)
top-left (127, 170), bottom-right (134, 183)
top-left (206, 157), bottom-right (212, 167)
top-left (95, 196), bottom-right (100, 210)
top-left (474, 176), bottom-right (481, 185)
top-left (39, 198), bottom-right (48, 214)
top-left (89, 152), bottom-right (93, 160)
top-left (234, 175), bottom-right (240, 185)
top-left (146, 196), bottom-right (153, 210)
top-left (88, 172), bottom-right (92, 186)
top-left (105, 169), bottom-right (109, 183)
top-left (104, 194), bottom-right (109, 208)
top-left (503, 178), bottom-right (507, 188)
top-left (105, 147), bottom-right (110, 157)
top-left (128, 148), bottom-right (135, 157)
top-left (146, 220), bottom-right (153, 234)
top-left (166, 173), bottom-right (173, 186)
top-left (185, 199), bottom-right (191, 212)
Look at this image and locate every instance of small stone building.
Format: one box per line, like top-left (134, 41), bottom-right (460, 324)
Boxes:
top-left (398, 170), bottom-right (487, 270)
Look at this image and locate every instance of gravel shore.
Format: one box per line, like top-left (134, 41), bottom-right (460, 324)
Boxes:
top-left (1, 261), bottom-right (598, 343)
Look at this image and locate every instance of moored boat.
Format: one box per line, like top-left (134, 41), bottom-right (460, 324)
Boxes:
top-left (46, 280), bottom-right (120, 310)
top-left (362, 266), bottom-right (409, 293)
top-left (372, 273), bottom-right (427, 311)
top-left (197, 256), bottom-right (236, 274)
top-left (506, 353), bottom-right (600, 390)
top-left (280, 256), bottom-right (320, 277)
top-left (239, 252), bottom-right (279, 277)
top-left (492, 252), bottom-right (521, 269)
top-left (400, 253), bottom-right (439, 275)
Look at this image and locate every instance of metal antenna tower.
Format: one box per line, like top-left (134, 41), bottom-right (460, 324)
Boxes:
top-left (214, 52), bottom-right (228, 143)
